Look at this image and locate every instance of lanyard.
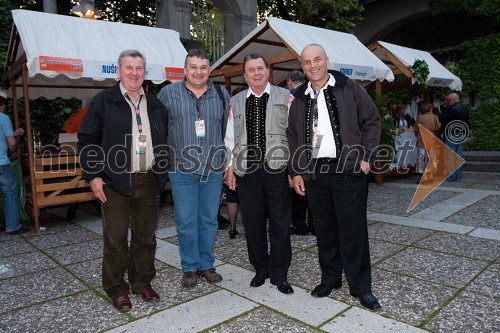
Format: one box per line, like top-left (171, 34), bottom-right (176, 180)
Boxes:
top-left (125, 94), bottom-right (143, 133)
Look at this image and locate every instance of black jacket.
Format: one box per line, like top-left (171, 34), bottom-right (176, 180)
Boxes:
top-left (287, 70), bottom-right (381, 180)
top-left (78, 82), bottom-right (169, 196)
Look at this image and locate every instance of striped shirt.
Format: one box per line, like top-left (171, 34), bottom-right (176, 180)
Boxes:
top-left (157, 80), bottom-right (229, 175)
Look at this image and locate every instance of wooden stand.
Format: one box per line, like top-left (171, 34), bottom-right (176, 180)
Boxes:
top-left (25, 152), bottom-right (96, 232)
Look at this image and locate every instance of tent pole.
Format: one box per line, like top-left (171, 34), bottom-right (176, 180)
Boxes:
top-left (22, 62), bottom-right (40, 233)
top-left (375, 80), bottom-right (382, 185)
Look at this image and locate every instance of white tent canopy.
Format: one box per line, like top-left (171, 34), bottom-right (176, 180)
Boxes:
top-left (210, 17), bottom-right (394, 89)
top-left (370, 41), bottom-right (462, 91)
top-left (3, 9), bottom-right (187, 100)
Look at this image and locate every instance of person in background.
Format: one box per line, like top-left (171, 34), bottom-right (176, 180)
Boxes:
top-left (287, 70), bottom-right (315, 236)
top-left (438, 93), bottom-right (469, 182)
top-left (157, 49), bottom-right (229, 288)
top-left (0, 91), bottom-right (27, 235)
top-left (287, 44), bottom-right (381, 310)
top-left (414, 101), bottom-right (440, 182)
top-left (393, 104), bottom-right (415, 129)
top-left (78, 49), bottom-right (169, 312)
top-left (217, 85), bottom-right (248, 239)
top-left (225, 54), bottom-right (294, 294)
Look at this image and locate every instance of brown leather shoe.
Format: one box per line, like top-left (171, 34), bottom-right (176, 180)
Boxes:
top-left (197, 268), bottom-right (222, 283)
top-left (112, 295), bottom-right (132, 312)
top-left (181, 272), bottom-right (197, 288)
top-left (133, 287), bottom-right (160, 302)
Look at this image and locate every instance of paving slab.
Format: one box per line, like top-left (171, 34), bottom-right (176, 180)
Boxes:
top-left (126, 268), bottom-right (220, 319)
top-left (443, 195), bottom-right (500, 230)
top-left (368, 222), bottom-right (435, 245)
top-left (287, 250), bottom-right (322, 291)
top-left (25, 227), bottom-right (101, 249)
top-left (466, 264), bottom-right (500, 299)
top-left (0, 237), bottom-right (37, 257)
top-left (44, 238), bottom-right (103, 265)
top-left (409, 203), bottom-right (468, 221)
top-left (468, 228), bottom-right (500, 241)
top-left (208, 307), bottom-right (321, 332)
top-left (332, 268), bottom-right (456, 326)
top-left (414, 232), bottom-right (500, 260)
top-left (322, 306), bottom-right (427, 333)
top-left (368, 213), bottom-right (475, 235)
top-left (0, 251), bottom-right (57, 279)
top-left (0, 291), bottom-right (128, 333)
top-left (379, 247), bottom-right (488, 288)
top-left (215, 264), bottom-right (348, 327)
top-left (0, 267), bottom-right (85, 313)
top-left (425, 290), bottom-right (499, 333)
top-left (107, 290), bottom-right (258, 333)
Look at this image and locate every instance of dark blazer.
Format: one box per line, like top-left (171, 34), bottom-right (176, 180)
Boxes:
top-left (78, 82), bottom-right (169, 196)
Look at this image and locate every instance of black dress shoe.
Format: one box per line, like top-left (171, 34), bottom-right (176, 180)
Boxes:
top-left (270, 280), bottom-right (294, 294)
top-left (357, 293), bottom-right (381, 310)
top-left (250, 273), bottom-right (268, 287)
top-left (229, 229), bottom-right (239, 239)
top-left (310, 280), bottom-right (342, 297)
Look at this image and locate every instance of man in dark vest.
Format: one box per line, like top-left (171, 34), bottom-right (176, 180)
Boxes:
top-left (287, 44), bottom-right (382, 310)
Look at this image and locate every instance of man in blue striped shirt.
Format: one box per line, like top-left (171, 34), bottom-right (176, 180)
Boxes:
top-left (157, 49), bottom-right (230, 288)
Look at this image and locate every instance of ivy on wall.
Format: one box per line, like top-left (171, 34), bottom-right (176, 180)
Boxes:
top-left (465, 102), bottom-right (500, 151)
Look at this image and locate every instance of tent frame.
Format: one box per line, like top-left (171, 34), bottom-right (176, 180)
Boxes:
top-left (2, 25), bottom-right (102, 233)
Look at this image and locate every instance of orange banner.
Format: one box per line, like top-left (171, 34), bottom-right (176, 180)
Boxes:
top-left (39, 56), bottom-right (83, 72)
top-left (165, 67), bottom-right (185, 81)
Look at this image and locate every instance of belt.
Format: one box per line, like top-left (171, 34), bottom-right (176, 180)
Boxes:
top-left (132, 169), bottom-right (152, 176)
top-left (315, 158), bottom-right (338, 164)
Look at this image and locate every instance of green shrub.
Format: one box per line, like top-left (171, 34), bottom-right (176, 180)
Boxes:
top-left (465, 102), bottom-right (500, 151)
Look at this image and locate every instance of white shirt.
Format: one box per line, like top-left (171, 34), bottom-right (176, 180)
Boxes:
top-left (304, 74), bottom-right (337, 158)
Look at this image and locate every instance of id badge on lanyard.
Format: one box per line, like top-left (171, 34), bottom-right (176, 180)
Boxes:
top-left (136, 134), bottom-right (147, 155)
top-left (195, 119), bottom-right (206, 138)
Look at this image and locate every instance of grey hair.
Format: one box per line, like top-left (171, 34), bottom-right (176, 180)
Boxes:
top-left (117, 49), bottom-right (146, 68)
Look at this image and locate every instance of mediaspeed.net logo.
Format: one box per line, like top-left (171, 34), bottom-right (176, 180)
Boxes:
top-left (408, 120), bottom-right (468, 212)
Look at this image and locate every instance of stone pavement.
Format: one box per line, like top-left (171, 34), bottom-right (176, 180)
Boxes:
top-left (0, 171), bottom-right (498, 332)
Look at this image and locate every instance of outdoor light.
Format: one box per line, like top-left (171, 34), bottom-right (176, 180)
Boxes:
top-left (71, 0), bottom-right (102, 19)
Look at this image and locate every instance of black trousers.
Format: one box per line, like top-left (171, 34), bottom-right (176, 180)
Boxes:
top-left (236, 168), bottom-right (292, 281)
top-left (290, 190), bottom-right (315, 233)
top-left (305, 162), bottom-right (372, 296)
top-left (101, 171), bottom-right (159, 299)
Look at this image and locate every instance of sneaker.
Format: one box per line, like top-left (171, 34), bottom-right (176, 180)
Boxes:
top-left (181, 272), bottom-right (197, 288)
top-left (7, 226), bottom-right (29, 235)
top-left (197, 268), bottom-right (222, 283)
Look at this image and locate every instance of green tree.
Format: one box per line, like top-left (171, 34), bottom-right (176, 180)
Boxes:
top-left (430, 0), bottom-right (500, 25)
top-left (95, 0), bottom-right (156, 26)
top-left (258, 0), bottom-right (363, 33)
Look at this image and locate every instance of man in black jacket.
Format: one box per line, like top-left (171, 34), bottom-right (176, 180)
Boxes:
top-left (78, 49), bottom-right (168, 312)
top-left (287, 44), bottom-right (381, 310)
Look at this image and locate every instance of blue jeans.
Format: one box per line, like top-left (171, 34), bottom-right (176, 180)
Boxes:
top-left (445, 140), bottom-right (464, 181)
top-left (169, 171), bottom-right (223, 272)
top-left (0, 164), bottom-right (21, 232)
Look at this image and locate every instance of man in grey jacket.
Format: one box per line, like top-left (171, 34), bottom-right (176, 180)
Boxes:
top-left (287, 44), bottom-right (382, 310)
top-left (224, 54), bottom-right (293, 294)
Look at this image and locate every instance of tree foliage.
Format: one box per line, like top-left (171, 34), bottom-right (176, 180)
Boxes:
top-left (94, 0), bottom-right (156, 26)
top-left (258, 0), bottom-right (363, 33)
top-left (430, 0), bottom-right (500, 25)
